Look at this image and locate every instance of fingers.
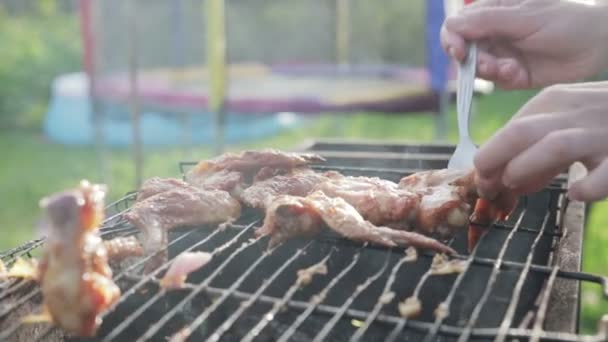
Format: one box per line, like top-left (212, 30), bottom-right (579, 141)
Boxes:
top-left (494, 58), bottom-right (530, 89)
top-left (444, 5), bottom-right (528, 43)
top-left (440, 25), bottom-right (466, 61)
top-left (474, 113), bottom-right (574, 177)
top-left (502, 128), bottom-right (606, 188)
top-left (569, 158), bottom-right (608, 202)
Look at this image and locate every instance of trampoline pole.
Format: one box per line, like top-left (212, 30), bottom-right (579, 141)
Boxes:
top-left (335, 0), bottom-right (350, 67)
top-left (207, 0), bottom-right (227, 156)
top-left (436, 90), bottom-right (449, 141)
top-left (127, 0), bottom-right (143, 189)
top-left (79, 0), bottom-right (109, 184)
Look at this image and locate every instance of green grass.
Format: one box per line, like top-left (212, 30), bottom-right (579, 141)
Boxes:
top-left (0, 88), bottom-right (606, 333)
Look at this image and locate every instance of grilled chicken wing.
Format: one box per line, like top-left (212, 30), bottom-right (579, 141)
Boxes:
top-left (400, 169), bottom-right (518, 250)
top-left (36, 180), bottom-right (119, 337)
top-left (313, 175), bottom-right (420, 228)
top-left (185, 150), bottom-right (325, 196)
top-left (124, 186), bottom-right (241, 272)
top-left (257, 191), bottom-right (455, 255)
top-left (136, 177), bottom-right (193, 201)
top-left (399, 169), bottom-right (479, 237)
top-left (240, 168), bottom-right (338, 209)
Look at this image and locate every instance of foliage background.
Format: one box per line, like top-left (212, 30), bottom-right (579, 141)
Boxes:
top-left (0, 0), bottom-right (605, 336)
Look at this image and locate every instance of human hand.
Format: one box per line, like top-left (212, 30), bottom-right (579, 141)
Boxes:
top-left (474, 81), bottom-right (608, 202)
top-left (441, 0), bottom-right (608, 89)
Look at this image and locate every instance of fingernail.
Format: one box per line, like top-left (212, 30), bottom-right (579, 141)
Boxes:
top-left (448, 47), bottom-right (456, 59)
top-left (478, 61), bottom-right (487, 75)
top-left (499, 61), bottom-right (514, 76)
top-left (502, 176), bottom-right (518, 190)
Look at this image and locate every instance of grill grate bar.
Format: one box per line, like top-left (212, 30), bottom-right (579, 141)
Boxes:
top-left (417, 210), bottom-right (518, 342)
top-left (156, 277), bottom-right (605, 342)
top-left (0, 290), bottom-right (41, 340)
top-left (29, 224), bottom-right (231, 342)
top-left (134, 226), bottom-right (261, 341)
top-left (384, 236), bottom-right (458, 342)
top-left (456, 209), bottom-right (528, 342)
top-left (495, 211), bottom-right (552, 342)
top-left (165, 238), bottom-right (283, 341)
top-left (103, 223), bottom-right (256, 342)
top-left (349, 250), bottom-right (415, 341)
top-left (205, 241), bottom-right (315, 342)
top-left (242, 250), bottom-right (336, 342)
top-left (490, 222), bottom-right (562, 237)
top-left (0, 279), bottom-right (32, 302)
top-left (103, 225), bottom-right (223, 313)
top-left (275, 247), bottom-right (365, 342)
top-left (311, 250), bottom-right (393, 342)
top-left (387, 256), bottom-right (445, 342)
top-left (531, 266), bottom-right (560, 342)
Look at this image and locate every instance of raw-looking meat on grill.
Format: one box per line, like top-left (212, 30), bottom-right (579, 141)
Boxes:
top-left (257, 191), bottom-right (456, 255)
top-left (124, 186), bottom-right (241, 272)
top-left (0, 181), bottom-right (121, 337)
top-left (160, 251), bottom-right (213, 290)
top-left (240, 168), bottom-right (341, 209)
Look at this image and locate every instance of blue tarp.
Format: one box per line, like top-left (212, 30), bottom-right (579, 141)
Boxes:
top-left (426, 0), bottom-right (450, 93)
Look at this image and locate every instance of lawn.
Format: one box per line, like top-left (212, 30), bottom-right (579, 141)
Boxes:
top-left (0, 88), bottom-right (606, 333)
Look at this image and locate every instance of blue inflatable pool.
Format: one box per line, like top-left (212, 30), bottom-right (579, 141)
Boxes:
top-left (43, 72), bottom-right (302, 147)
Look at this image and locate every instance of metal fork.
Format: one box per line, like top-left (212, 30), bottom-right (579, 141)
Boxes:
top-left (448, 42), bottom-right (477, 170)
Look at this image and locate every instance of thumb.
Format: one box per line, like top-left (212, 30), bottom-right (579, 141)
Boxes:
top-left (445, 6), bottom-right (530, 42)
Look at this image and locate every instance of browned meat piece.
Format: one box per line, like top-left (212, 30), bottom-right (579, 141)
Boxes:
top-left (124, 187), bottom-right (241, 272)
top-left (468, 192), bottom-right (519, 251)
top-left (257, 191), bottom-right (455, 255)
top-left (190, 149), bottom-right (325, 173)
top-left (400, 168), bottom-right (518, 250)
top-left (136, 177), bottom-right (192, 201)
top-left (240, 168), bottom-right (338, 209)
top-left (185, 169), bottom-right (244, 194)
top-left (184, 150), bottom-right (325, 194)
top-left (23, 181), bottom-right (120, 337)
top-left (397, 169), bottom-right (478, 238)
top-left (103, 236), bottom-right (144, 261)
top-left (399, 168), bottom-right (477, 202)
top-left (256, 195), bottom-right (324, 248)
top-left (313, 175), bottom-right (420, 227)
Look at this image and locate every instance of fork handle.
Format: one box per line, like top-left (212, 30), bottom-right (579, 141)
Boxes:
top-left (457, 43), bottom-right (477, 140)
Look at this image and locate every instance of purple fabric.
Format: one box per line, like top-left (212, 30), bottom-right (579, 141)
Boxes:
top-left (95, 64), bottom-right (441, 114)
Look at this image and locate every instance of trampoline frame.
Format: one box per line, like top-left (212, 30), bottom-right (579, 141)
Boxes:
top-left (78, 0), bottom-right (458, 188)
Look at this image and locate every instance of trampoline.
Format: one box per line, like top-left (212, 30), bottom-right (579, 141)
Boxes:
top-left (49, 0), bottom-right (491, 185)
top-left (96, 63), bottom-right (441, 114)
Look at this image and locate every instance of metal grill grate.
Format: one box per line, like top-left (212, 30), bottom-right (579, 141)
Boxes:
top-left (1, 139), bottom-right (607, 342)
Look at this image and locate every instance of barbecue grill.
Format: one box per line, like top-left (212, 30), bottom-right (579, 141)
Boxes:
top-left (1, 139), bottom-right (607, 342)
